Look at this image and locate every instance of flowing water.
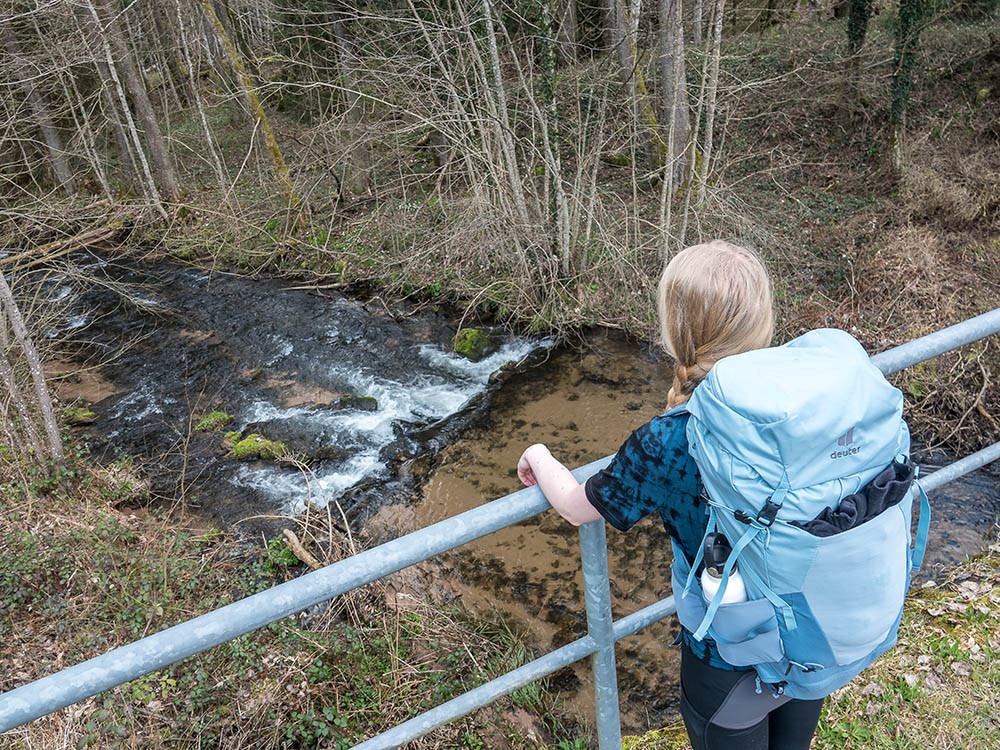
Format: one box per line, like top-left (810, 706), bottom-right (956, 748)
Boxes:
top-left (44, 257), bottom-right (1000, 734)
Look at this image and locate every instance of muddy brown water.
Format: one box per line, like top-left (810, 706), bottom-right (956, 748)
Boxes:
top-left (48, 259), bottom-right (1000, 735)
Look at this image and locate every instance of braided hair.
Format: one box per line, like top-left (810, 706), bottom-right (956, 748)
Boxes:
top-left (658, 241), bottom-right (774, 409)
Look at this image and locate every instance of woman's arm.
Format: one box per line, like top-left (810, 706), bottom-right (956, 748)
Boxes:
top-left (516, 443), bottom-right (603, 526)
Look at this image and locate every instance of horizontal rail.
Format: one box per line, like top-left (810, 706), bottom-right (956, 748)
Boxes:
top-left (919, 441), bottom-right (1000, 493)
top-left (3, 307), bottom-right (1000, 737)
top-left (870, 308), bottom-right (1000, 376)
top-left (358, 593), bottom-right (683, 750)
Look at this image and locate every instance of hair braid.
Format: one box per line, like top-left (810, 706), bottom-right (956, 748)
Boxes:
top-left (668, 361), bottom-right (711, 408)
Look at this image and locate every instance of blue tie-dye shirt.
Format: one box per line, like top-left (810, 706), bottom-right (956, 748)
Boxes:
top-left (584, 408), bottom-right (735, 669)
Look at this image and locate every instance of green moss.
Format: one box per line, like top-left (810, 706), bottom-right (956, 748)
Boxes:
top-left (66, 407), bottom-right (97, 426)
top-left (452, 328), bottom-right (494, 362)
top-left (232, 434), bottom-right (287, 460)
top-left (224, 430), bottom-right (242, 444)
top-left (195, 411), bottom-right (233, 431)
top-left (623, 723), bottom-right (690, 749)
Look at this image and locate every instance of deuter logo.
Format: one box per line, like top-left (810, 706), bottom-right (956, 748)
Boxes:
top-left (831, 428), bottom-right (860, 459)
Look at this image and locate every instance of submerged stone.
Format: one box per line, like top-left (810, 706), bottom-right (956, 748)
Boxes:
top-left (313, 445), bottom-right (348, 462)
top-left (452, 327), bottom-right (497, 362)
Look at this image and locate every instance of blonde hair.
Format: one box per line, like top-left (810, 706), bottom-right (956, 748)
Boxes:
top-left (658, 240), bottom-right (774, 408)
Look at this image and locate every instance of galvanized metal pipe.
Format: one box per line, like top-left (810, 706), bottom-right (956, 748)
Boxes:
top-left (870, 308), bottom-right (1000, 376)
top-left (919, 441), bottom-right (1000, 493)
top-left (579, 520), bottom-right (623, 750)
top-left (0, 458), bottom-right (612, 732)
top-left (355, 635), bottom-right (599, 749)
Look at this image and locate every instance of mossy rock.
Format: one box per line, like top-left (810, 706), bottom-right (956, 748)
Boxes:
top-left (335, 394), bottom-right (378, 411)
top-left (232, 434), bottom-right (287, 461)
top-left (66, 407), bottom-right (97, 425)
top-left (224, 430), bottom-right (242, 445)
top-left (196, 411), bottom-right (233, 431)
top-left (452, 327), bottom-right (497, 362)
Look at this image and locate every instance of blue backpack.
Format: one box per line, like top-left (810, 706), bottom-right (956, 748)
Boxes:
top-left (672, 329), bottom-right (930, 700)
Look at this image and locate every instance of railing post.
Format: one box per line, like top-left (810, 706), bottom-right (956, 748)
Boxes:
top-left (579, 519), bottom-right (623, 750)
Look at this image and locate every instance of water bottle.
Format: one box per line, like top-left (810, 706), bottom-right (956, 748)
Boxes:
top-left (700, 532), bottom-right (747, 604)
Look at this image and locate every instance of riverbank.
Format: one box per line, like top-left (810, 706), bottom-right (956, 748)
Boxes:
top-left (0, 446), bottom-right (591, 748)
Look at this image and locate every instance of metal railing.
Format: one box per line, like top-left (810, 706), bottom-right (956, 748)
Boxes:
top-left (3, 308), bottom-right (1000, 748)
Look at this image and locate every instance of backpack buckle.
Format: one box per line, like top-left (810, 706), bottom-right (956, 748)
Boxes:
top-left (756, 498), bottom-right (781, 527)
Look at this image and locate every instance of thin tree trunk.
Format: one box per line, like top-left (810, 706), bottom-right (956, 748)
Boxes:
top-left (0, 272), bottom-right (62, 463)
top-left (660, 0), bottom-right (689, 185)
top-left (93, 0), bottom-right (181, 204)
top-left (659, 0), bottom-right (688, 258)
top-left (84, 2), bottom-right (167, 215)
top-left (1, 26), bottom-right (76, 196)
top-left (693, 0), bottom-right (703, 42)
top-left (175, 0), bottom-right (228, 188)
top-left (613, 0), bottom-right (663, 169)
top-left (556, 0), bottom-right (577, 63)
top-left (332, 12), bottom-right (372, 196)
top-left (0, 351), bottom-right (48, 463)
top-left (198, 0), bottom-right (299, 210)
top-left (696, 0), bottom-right (725, 204)
top-left (482, 0), bottom-right (532, 226)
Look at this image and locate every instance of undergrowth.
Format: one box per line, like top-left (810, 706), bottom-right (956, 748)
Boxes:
top-left (0, 446), bottom-right (587, 749)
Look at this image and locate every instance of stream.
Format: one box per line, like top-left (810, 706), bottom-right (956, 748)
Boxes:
top-left (43, 256), bottom-right (1000, 734)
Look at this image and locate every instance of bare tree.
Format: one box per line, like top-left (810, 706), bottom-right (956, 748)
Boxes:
top-left (0, 271), bottom-right (63, 464)
top-left (91, 0), bottom-right (181, 204)
top-left (0, 24), bottom-right (76, 196)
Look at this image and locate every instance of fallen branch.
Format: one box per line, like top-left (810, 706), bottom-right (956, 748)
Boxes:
top-left (282, 528), bottom-right (322, 570)
top-left (0, 223), bottom-right (122, 271)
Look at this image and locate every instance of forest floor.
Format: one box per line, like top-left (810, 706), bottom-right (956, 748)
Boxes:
top-left (3, 11), bottom-right (1000, 750)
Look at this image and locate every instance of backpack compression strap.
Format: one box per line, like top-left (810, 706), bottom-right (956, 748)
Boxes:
top-left (911, 476), bottom-right (931, 572)
top-left (689, 521), bottom-right (762, 641)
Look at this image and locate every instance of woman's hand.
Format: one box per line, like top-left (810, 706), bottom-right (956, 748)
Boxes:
top-left (517, 443), bottom-right (549, 487)
top-left (515, 443), bottom-right (603, 526)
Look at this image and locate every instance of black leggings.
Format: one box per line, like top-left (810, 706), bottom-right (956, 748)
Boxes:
top-left (679, 642), bottom-right (824, 750)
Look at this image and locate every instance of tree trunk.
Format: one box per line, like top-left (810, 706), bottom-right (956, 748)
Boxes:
top-left (1, 25), bottom-right (76, 196)
top-left (613, 0), bottom-right (664, 169)
top-left (482, 0), bottom-right (532, 226)
top-left (693, 0), bottom-right (703, 42)
top-left (197, 0), bottom-right (299, 210)
top-left (556, 0), bottom-right (578, 63)
top-left (890, 0), bottom-right (924, 171)
top-left (91, 0), bottom-right (181, 204)
top-left (0, 350), bottom-right (48, 464)
top-left (332, 11), bottom-right (373, 197)
top-left (660, 0), bottom-right (689, 185)
top-left (696, 0), bottom-right (725, 203)
top-left (847, 0), bottom-right (874, 56)
top-left (176, 0), bottom-right (228, 187)
top-left (0, 271), bottom-right (63, 464)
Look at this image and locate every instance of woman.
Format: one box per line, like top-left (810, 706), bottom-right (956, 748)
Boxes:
top-left (516, 241), bottom-right (824, 750)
